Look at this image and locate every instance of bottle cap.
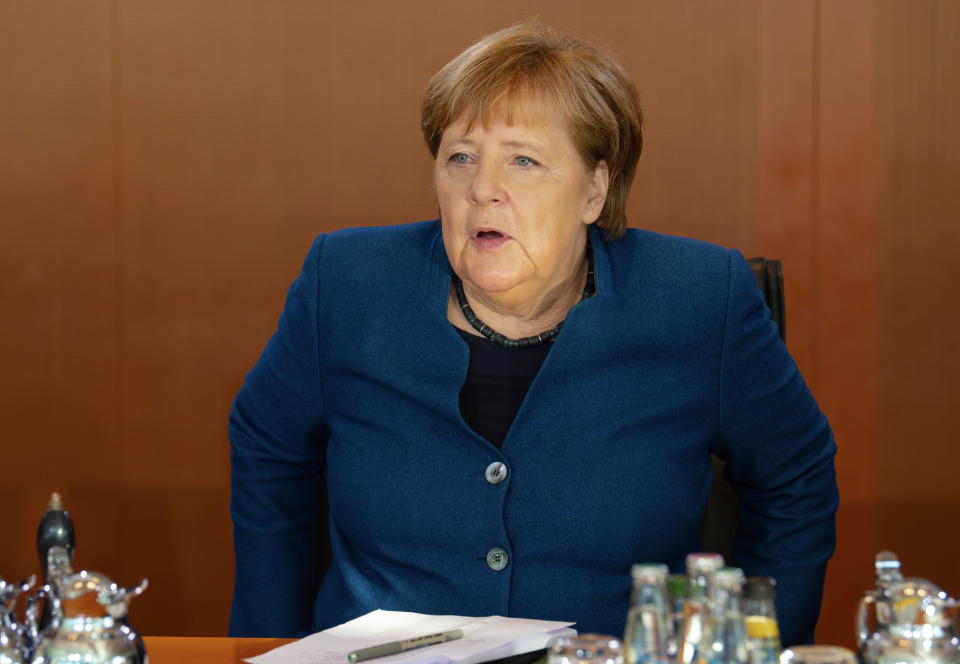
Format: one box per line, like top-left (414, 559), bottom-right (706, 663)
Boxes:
top-left (711, 566), bottom-right (746, 589)
top-left (685, 553), bottom-right (724, 576)
top-left (631, 563), bottom-right (669, 584)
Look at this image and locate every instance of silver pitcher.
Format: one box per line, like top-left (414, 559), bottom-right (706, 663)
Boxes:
top-left (1, 575), bottom-right (36, 664)
top-left (857, 552), bottom-right (960, 664)
top-left (26, 571), bottom-right (148, 664)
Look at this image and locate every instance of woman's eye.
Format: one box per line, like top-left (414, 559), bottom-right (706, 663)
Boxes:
top-left (449, 153), bottom-right (471, 165)
top-left (515, 155), bottom-right (539, 168)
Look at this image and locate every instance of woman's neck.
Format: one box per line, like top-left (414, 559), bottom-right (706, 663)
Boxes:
top-left (448, 254), bottom-right (589, 340)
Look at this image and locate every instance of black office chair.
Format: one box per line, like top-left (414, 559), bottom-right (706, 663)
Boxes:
top-left (697, 256), bottom-right (785, 562)
top-left (748, 257), bottom-right (785, 341)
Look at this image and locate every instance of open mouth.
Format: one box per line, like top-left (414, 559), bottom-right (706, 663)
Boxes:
top-left (471, 229), bottom-right (511, 250)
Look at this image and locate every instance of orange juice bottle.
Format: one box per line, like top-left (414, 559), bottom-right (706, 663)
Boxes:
top-left (743, 577), bottom-right (781, 664)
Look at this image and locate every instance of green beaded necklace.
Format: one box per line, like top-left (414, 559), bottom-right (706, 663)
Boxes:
top-left (454, 240), bottom-right (596, 348)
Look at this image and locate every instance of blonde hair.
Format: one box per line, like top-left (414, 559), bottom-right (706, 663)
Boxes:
top-left (421, 21), bottom-right (643, 239)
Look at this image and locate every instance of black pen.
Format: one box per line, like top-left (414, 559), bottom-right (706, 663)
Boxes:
top-left (346, 629), bottom-right (465, 663)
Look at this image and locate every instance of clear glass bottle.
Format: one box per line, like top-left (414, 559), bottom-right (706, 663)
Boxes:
top-left (678, 553), bottom-right (725, 664)
top-left (743, 577), bottom-right (781, 664)
top-left (698, 567), bottom-right (749, 664)
top-left (668, 573), bottom-right (689, 658)
top-left (624, 564), bottom-right (672, 664)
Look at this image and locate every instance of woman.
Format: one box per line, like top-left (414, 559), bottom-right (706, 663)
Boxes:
top-left (229, 21), bottom-right (837, 645)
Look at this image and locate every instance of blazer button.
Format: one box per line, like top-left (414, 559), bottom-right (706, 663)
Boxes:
top-left (485, 462), bottom-right (508, 485)
top-left (486, 547), bottom-right (509, 571)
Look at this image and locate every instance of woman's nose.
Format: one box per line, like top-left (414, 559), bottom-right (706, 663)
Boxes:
top-left (468, 162), bottom-right (503, 205)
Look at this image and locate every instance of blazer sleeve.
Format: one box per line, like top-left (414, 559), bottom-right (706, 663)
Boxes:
top-left (716, 250), bottom-right (838, 647)
top-left (228, 235), bottom-right (329, 637)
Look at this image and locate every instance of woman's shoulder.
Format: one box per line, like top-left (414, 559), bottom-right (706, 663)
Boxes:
top-left (599, 228), bottom-right (752, 337)
top-left (319, 219), bottom-right (440, 257)
top-left (614, 227), bottom-right (731, 263)
top-left (300, 219), bottom-right (441, 276)
top-left (296, 220), bottom-right (443, 306)
top-left (607, 227), bottom-right (734, 292)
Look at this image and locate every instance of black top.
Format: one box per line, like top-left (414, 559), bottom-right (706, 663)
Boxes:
top-left (456, 327), bottom-right (552, 447)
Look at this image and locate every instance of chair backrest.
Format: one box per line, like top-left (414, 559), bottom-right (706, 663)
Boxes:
top-left (698, 256), bottom-right (786, 561)
top-left (747, 257), bottom-right (785, 341)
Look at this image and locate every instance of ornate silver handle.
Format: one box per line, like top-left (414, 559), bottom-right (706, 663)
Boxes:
top-left (98, 578), bottom-right (149, 618)
top-left (0, 573), bottom-right (36, 609)
top-left (25, 584), bottom-right (61, 645)
top-left (19, 575), bottom-right (37, 594)
top-left (857, 591), bottom-right (878, 648)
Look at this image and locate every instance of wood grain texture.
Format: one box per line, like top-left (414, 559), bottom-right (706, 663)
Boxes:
top-left (142, 636), bottom-right (293, 662)
top-left (814, 0), bottom-right (880, 646)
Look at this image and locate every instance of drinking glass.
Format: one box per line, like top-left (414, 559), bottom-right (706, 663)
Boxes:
top-left (548, 634), bottom-right (624, 664)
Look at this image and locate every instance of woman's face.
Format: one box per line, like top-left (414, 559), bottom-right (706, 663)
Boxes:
top-left (435, 105), bottom-right (608, 303)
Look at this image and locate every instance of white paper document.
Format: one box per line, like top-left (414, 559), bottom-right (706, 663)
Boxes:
top-left (244, 609), bottom-right (576, 664)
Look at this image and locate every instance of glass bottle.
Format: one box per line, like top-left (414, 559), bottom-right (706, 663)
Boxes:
top-left (624, 564), bottom-right (672, 664)
top-left (698, 567), bottom-right (749, 664)
top-left (743, 577), bottom-right (781, 664)
top-left (668, 574), bottom-right (689, 658)
top-left (678, 553), bottom-right (725, 664)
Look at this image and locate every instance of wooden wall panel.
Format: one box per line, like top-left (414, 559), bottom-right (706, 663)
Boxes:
top-left (623, 3), bottom-right (760, 251)
top-left (0, 0), bottom-right (121, 603)
top-left (870, 0), bottom-right (960, 610)
top-left (755, 2), bottom-right (816, 378)
top-left (814, 0), bottom-right (960, 646)
top-left (815, 0), bottom-right (880, 647)
top-left (1, 0), bottom-right (958, 643)
top-left (874, 0), bottom-right (960, 501)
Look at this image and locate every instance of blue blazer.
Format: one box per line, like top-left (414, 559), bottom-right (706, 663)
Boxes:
top-left (229, 220), bottom-right (837, 645)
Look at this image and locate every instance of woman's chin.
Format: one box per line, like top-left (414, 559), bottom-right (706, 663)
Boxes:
top-left (458, 254), bottom-right (533, 295)
top-left (462, 271), bottom-right (527, 295)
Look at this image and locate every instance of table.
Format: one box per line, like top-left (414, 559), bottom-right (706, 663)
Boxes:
top-left (142, 637), bottom-right (548, 664)
top-left (142, 636), bottom-right (294, 663)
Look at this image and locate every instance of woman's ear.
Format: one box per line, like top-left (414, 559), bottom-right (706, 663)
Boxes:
top-left (583, 160), bottom-right (610, 224)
